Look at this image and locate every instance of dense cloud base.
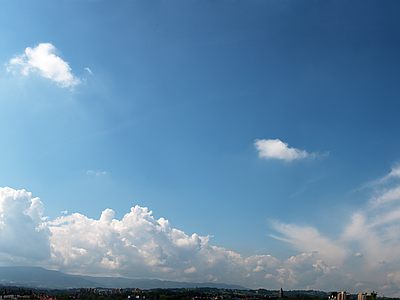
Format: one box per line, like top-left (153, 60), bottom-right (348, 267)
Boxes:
top-left (2, 181), bottom-right (400, 296)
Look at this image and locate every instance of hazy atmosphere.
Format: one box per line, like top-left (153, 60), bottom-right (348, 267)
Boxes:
top-left (1, 0), bottom-right (400, 296)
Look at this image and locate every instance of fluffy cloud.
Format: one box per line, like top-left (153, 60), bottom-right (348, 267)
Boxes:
top-left (7, 43), bottom-right (80, 88)
top-left (254, 139), bottom-right (319, 162)
top-left (0, 186), bottom-right (328, 289)
top-left (4, 166), bottom-right (400, 296)
top-left (0, 187), bottom-right (51, 261)
top-left (184, 267), bottom-right (197, 274)
top-left (48, 206), bottom-right (285, 285)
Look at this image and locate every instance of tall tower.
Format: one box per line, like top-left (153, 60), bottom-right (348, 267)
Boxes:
top-left (279, 288), bottom-right (283, 298)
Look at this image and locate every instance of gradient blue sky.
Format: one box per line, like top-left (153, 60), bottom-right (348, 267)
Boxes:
top-left (1, 0), bottom-right (400, 295)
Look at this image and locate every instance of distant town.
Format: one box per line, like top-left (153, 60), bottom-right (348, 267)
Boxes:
top-left (0, 286), bottom-right (391, 300)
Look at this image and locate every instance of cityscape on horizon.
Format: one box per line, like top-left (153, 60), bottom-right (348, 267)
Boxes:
top-left (0, 285), bottom-right (390, 300)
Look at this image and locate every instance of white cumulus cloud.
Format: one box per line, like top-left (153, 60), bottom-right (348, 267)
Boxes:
top-left (4, 171), bottom-right (400, 296)
top-left (7, 43), bottom-right (80, 88)
top-left (0, 186), bottom-right (369, 291)
top-left (184, 266), bottom-right (197, 274)
top-left (0, 187), bottom-right (51, 261)
top-left (0, 186), bottom-right (339, 289)
top-left (45, 204), bottom-right (326, 287)
top-left (254, 139), bottom-right (320, 162)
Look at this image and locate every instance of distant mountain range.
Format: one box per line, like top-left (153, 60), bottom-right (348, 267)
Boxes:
top-left (0, 267), bottom-right (245, 290)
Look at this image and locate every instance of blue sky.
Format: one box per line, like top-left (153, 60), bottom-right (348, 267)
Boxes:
top-left (1, 0), bottom-right (400, 295)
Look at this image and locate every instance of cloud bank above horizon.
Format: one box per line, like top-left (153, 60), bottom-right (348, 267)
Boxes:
top-left (2, 166), bottom-right (400, 295)
top-left (6, 43), bottom-right (80, 88)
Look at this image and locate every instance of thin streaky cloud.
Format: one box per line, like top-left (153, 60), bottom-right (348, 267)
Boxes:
top-left (86, 170), bottom-right (108, 176)
top-left (356, 164), bottom-right (400, 192)
top-left (370, 186), bottom-right (400, 207)
top-left (377, 164), bottom-right (400, 184)
top-left (353, 165), bottom-right (400, 207)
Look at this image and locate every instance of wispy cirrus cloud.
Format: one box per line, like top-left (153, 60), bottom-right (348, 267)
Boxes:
top-left (375, 164), bottom-right (400, 185)
top-left (254, 139), bottom-right (325, 162)
top-left (270, 222), bottom-right (348, 267)
top-left (361, 165), bottom-right (400, 208)
top-left (7, 43), bottom-right (80, 88)
top-left (268, 165), bottom-right (400, 295)
top-left (86, 170), bottom-right (108, 176)
top-left (84, 67), bottom-right (93, 75)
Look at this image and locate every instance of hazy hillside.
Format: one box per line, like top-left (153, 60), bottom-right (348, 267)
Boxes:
top-left (0, 267), bottom-right (245, 290)
top-left (0, 267), bottom-right (99, 289)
